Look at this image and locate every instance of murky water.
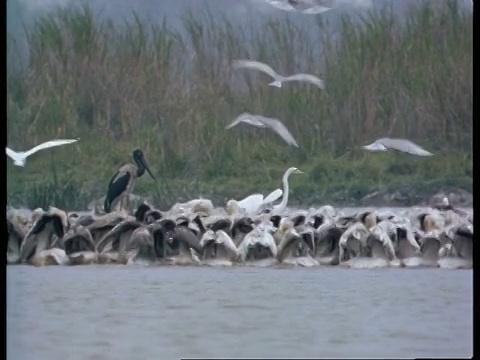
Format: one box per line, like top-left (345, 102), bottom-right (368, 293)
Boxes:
top-left (7, 265), bottom-right (472, 359)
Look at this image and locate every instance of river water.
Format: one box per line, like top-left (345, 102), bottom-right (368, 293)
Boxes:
top-left (7, 265), bottom-right (472, 359)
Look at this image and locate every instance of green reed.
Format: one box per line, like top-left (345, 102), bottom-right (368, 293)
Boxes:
top-left (6, 1), bottom-right (472, 210)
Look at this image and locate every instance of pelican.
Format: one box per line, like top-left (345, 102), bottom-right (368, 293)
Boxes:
top-left (151, 219), bottom-right (177, 260)
top-left (61, 226), bottom-right (98, 265)
top-left (7, 212), bottom-right (27, 264)
top-left (199, 230), bottom-right (240, 266)
top-left (6, 138), bottom-right (80, 167)
top-left (313, 223), bottom-right (343, 265)
top-left (276, 222), bottom-right (317, 266)
top-left (95, 218), bottom-right (144, 259)
top-left (237, 222), bottom-right (278, 264)
top-left (232, 59), bottom-right (324, 89)
top-left (433, 197), bottom-right (468, 217)
top-left (361, 137), bottom-right (433, 156)
top-left (104, 149), bottom-right (156, 213)
top-left (226, 112), bottom-right (299, 147)
top-left (20, 207), bottom-right (70, 266)
top-left (271, 167), bottom-right (303, 216)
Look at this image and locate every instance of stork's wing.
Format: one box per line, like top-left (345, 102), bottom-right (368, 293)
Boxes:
top-left (232, 59), bottom-right (279, 80)
top-left (24, 138), bottom-right (80, 157)
top-left (257, 116), bottom-right (299, 147)
top-left (379, 138), bottom-right (433, 156)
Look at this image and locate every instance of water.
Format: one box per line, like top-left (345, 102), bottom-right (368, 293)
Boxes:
top-left (7, 265), bottom-right (472, 359)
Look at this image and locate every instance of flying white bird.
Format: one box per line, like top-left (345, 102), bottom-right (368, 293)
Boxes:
top-left (232, 59), bottom-right (325, 89)
top-left (6, 138), bottom-right (80, 167)
top-left (226, 112), bottom-right (299, 147)
top-left (265, 0), bottom-right (296, 11)
top-left (301, 5), bottom-right (332, 14)
top-left (362, 138), bottom-right (433, 156)
top-left (265, 0), bottom-right (332, 14)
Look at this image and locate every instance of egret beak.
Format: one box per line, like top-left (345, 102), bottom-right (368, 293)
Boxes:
top-left (295, 169), bottom-right (304, 174)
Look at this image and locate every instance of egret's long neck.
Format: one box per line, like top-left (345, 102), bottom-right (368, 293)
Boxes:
top-left (277, 171), bottom-right (292, 214)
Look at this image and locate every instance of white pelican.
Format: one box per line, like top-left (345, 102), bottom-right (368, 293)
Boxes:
top-left (362, 137), bottom-right (433, 156)
top-left (270, 167), bottom-right (303, 216)
top-left (61, 226), bottom-right (98, 265)
top-left (104, 149), bottom-right (156, 213)
top-left (226, 112), bottom-right (299, 147)
top-left (233, 59), bottom-right (325, 89)
top-left (20, 207), bottom-right (70, 266)
top-left (237, 222), bottom-right (278, 262)
top-left (6, 138), bottom-right (80, 167)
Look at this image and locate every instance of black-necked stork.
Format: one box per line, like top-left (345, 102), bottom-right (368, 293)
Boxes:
top-left (104, 149), bottom-right (156, 213)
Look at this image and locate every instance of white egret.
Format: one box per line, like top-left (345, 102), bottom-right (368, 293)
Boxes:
top-left (6, 138), bottom-right (80, 167)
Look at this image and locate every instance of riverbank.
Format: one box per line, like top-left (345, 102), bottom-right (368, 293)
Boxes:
top-left (6, 1), bottom-right (472, 211)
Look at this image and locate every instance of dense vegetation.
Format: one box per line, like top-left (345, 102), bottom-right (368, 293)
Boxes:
top-left (6, 0), bottom-right (472, 210)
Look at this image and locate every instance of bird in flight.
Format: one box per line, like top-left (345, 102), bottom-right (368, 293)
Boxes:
top-left (232, 59), bottom-right (325, 89)
top-left (226, 112), bottom-right (299, 147)
top-left (362, 138), bottom-right (434, 156)
top-left (6, 138), bottom-right (80, 167)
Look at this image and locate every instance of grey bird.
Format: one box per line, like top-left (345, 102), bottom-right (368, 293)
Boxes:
top-left (226, 112), bottom-right (299, 147)
top-left (362, 138), bottom-right (434, 156)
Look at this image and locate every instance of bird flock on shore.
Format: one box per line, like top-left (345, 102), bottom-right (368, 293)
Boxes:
top-left (7, 191), bottom-right (473, 269)
top-left (7, 0), bottom-right (461, 270)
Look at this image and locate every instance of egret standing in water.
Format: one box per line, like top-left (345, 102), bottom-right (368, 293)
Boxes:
top-left (104, 149), bottom-right (156, 213)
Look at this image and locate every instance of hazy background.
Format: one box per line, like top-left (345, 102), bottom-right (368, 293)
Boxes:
top-left (6, 0), bottom-right (473, 210)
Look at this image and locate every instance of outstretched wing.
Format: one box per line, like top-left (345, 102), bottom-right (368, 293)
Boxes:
top-left (232, 59), bottom-right (279, 80)
top-left (380, 138), bottom-right (433, 156)
top-left (6, 147), bottom-right (22, 162)
top-left (258, 116), bottom-right (299, 147)
top-left (301, 5), bottom-right (332, 14)
top-left (265, 0), bottom-right (297, 11)
top-left (226, 113), bottom-right (267, 130)
top-left (263, 188), bottom-right (283, 205)
top-left (283, 73), bottom-right (325, 89)
top-left (24, 138), bottom-right (80, 157)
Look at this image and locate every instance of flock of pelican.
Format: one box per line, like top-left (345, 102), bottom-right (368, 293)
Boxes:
top-left (7, 164), bottom-right (473, 269)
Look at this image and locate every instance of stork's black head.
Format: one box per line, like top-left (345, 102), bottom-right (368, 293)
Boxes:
top-left (133, 148), bottom-right (156, 182)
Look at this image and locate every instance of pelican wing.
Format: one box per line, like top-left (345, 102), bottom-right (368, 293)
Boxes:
top-left (263, 188), bottom-right (283, 205)
top-left (378, 138), bottom-right (433, 156)
top-left (215, 230), bottom-right (240, 260)
top-left (256, 116), bottom-right (299, 147)
top-left (238, 194), bottom-right (264, 215)
top-left (226, 113), bottom-right (267, 130)
top-left (232, 59), bottom-right (279, 80)
top-left (24, 138), bottom-right (80, 158)
top-left (282, 73), bottom-right (325, 89)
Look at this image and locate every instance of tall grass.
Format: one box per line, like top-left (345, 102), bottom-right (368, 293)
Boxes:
top-left (6, 1), bottom-right (472, 210)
